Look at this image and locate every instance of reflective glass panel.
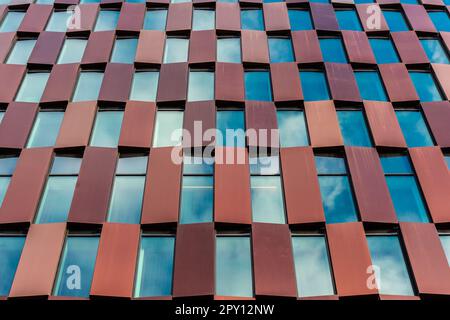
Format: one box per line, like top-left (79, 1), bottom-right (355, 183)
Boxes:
top-left (288, 9), bottom-right (313, 31)
top-left (153, 111), bottom-right (183, 147)
top-left (143, 9), bottom-right (167, 30)
top-left (251, 176), bottom-right (286, 224)
top-left (369, 38), bottom-right (400, 64)
top-left (276, 110), bottom-right (309, 147)
top-left (241, 9), bottom-right (264, 31)
top-left (163, 38), bottom-right (189, 63)
top-left (337, 111), bottom-right (372, 147)
top-left (420, 39), bottom-right (449, 64)
top-left (94, 10), bottom-right (120, 31)
top-left (180, 176), bottom-right (213, 224)
top-left (57, 39), bottom-right (87, 64)
top-left (130, 71), bottom-right (159, 102)
top-left (27, 112), bottom-right (64, 148)
top-left (16, 73), bottom-right (50, 103)
top-left (396, 111), bottom-right (434, 147)
top-left (111, 38), bottom-right (139, 64)
top-left (355, 71), bottom-right (388, 101)
top-left (192, 9), bottom-right (215, 31)
top-left (6, 39), bottom-right (36, 64)
top-left (268, 38), bottom-right (294, 63)
top-left (187, 71), bottom-right (214, 102)
top-left (0, 237), bottom-right (25, 296)
top-left (108, 176), bottom-right (145, 224)
top-left (320, 38), bottom-right (348, 63)
top-left (217, 38), bottom-right (241, 63)
top-left (409, 72), bottom-right (443, 102)
top-left (72, 72), bottom-right (104, 102)
top-left (244, 71), bottom-right (272, 101)
top-left (299, 71), bottom-right (330, 101)
top-left (90, 111), bottom-right (124, 147)
top-left (216, 110), bottom-right (246, 147)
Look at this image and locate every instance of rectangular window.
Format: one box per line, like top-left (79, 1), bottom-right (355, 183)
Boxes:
top-left (440, 235), bottom-right (450, 265)
top-left (382, 10), bottom-right (410, 32)
top-left (46, 11), bottom-right (68, 32)
top-left (217, 38), bottom-right (241, 63)
top-left (216, 236), bottom-right (253, 297)
top-left (420, 39), bottom-right (449, 64)
top-left (187, 71), bottom-right (214, 102)
top-left (6, 39), bottom-right (36, 65)
top-left (288, 9), bottom-right (313, 31)
top-left (319, 37), bottom-right (348, 63)
top-left (335, 9), bottom-right (363, 31)
top-left (15, 72), bottom-right (50, 103)
top-left (369, 38), bottom-right (400, 64)
top-left (299, 71), bottom-right (330, 101)
top-left (268, 37), bottom-right (294, 63)
top-left (130, 71), bottom-right (159, 102)
top-left (72, 71), bottom-right (104, 102)
top-left (355, 70), bottom-right (388, 101)
top-left (143, 9), bottom-right (167, 30)
top-left (163, 38), bottom-right (189, 63)
top-left (94, 10), bottom-right (120, 31)
top-left (90, 110), bottom-right (124, 147)
top-left (241, 9), bottom-right (264, 31)
top-left (445, 155), bottom-right (450, 170)
top-left (244, 70), bottom-right (272, 101)
top-left (395, 110), bottom-right (434, 147)
top-left (153, 110), bottom-right (183, 147)
top-left (111, 38), bottom-right (139, 64)
top-left (0, 157), bottom-right (18, 207)
top-left (57, 38), bottom-right (87, 64)
top-left (409, 71), bottom-right (443, 102)
top-left (429, 11), bottom-right (450, 32)
top-left (276, 110), bottom-right (309, 147)
top-left (27, 111), bottom-right (64, 148)
top-left (192, 9), bottom-right (215, 31)
top-left (216, 110), bottom-right (246, 147)
top-left (0, 236), bottom-right (25, 296)
top-left (337, 110), bottom-right (372, 147)
top-left (0, 11), bottom-right (25, 32)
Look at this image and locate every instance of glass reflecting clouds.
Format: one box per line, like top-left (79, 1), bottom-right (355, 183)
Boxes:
top-left (315, 156), bottom-right (347, 175)
top-left (396, 111), bottom-right (434, 147)
top-left (144, 9), bottom-right (167, 30)
top-left (0, 12), bottom-right (25, 32)
top-left (51, 157), bottom-right (82, 175)
top-left (244, 71), bottom-right (272, 101)
top-left (440, 235), bottom-right (450, 265)
top-left (15, 73), bottom-right (50, 103)
top-left (180, 176), bottom-right (213, 224)
top-left (27, 112), bottom-right (64, 148)
top-left (72, 72), bottom-right (104, 102)
top-left (276, 111), bottom-right (309, 147)
top-left (268, 38), bottom-right (294, 63)
top-left (383, 10), bottom-right (410, 32)
top-left (420, 39), bottom-right (449, 64)
top-left (130, 71), bottom-right (159, 101)
top-left (90, 111), bottom-right (124, 147)
top-left (163, 38), bottom-right (189, 63)
top-left (46, 11), bottom-right (68, 32)
top-left (58, 39), bottom-right (87, 64)
top-left (153, 111), bottom-right (183, 147)
top-left (116, 156), bottom-right (148, 175)
top-left (409, 72), bottom-right (443, 102)
top-left (429, 11), bottom-right (450, 32)
top-left (108, 176), bottom-right (145, 224)
top-left (355, 71), bottom-right (388, 101)
top-left (111, 38), bottom-right (138, 64)
top-left (7, 39), bottom-right (36, 64)
top-left (335, 10), bottom-right (363, 31)
top-left (288, 9), bottom-right (313, 31)
top-left (94, 10), bottom-right (120, 31)
top-left (192, 10), bottom-right (215, 31)
top-left (216, 110), bottom-right (246, 147)
top-left (188, 71), bottom-right (214, 102)
top-left (380, 155), bottom-right (412, 174)
top-left (0, 237), bottom-right (25, 296)
top-left (241, 9), bottom-right (264, 30)
top-left (337, 111), bottom-right (372, 147)
top-left (251, 176), bottom-right (286, 224)
top-left (0, 157), bottom-right (17, 175)
top-left (217, 38), bottom-right (241, 63)
top-left (369, 38), bottom-right (400, 64)
top-left (299, 71), bottom-right (330, 101)
top-left (320, 38), bottom-right (348, 63)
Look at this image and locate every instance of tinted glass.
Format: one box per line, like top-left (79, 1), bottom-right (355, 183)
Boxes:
top-left (300, 71), bottom-right (330, 101)
top-left (90, 111), bottom-right (124, 147)
top-left (268, 38), bottom-right (294, 63)
top-left (0, 12), bottom-right (25, 32)
top-left (337, 111), bottom-right (372, 147)
top-left (58, 39), bottom-right (87, 64)
top-left (116, 156), bottom-right (148, 175)
top-left (188, 71), bottom-right (214, 102)
top-left (143, 9), bottom-right (167, 30)
top-left (288, 9), bottom-right (313, 31)
top-left (216, 110), bottom-right (246, 147)
top-left (51, 157), bottom-right (82, 175)
top-left (336, 10), bottom-right (363, 31)
top-left (276, 110), bottom-right (309, 147)
top-left (217, 38), bottom-right (241, 63)
top-left (0, 177), bottom-right (10, 206)
top-left (7, 39), bottom-right (36, 64)
top-left (27, 112), bottom-right (64, 148)
top-left (108, 176), bottom-right (145, 224)
top-left (244, 71), bottom-right (272, 101)
top-left (251, 176), bottom-right (286, 224)
top-left (429, 11), bottom-right (450, 32)
top-left (250, 155), bottom-right (280, 176)
top-left (16, 73), bottom-right (50, 103)
top-left (153, 111), bottom-right (183, 147)
top-left (46, 11), bottom-right (68, 32)
top-left (369, 38), bottom-right (400, 64)
top-left (111, 38), bottom-right (138, 64)
top-left (315, 156), bottom-right (347, 175)
top-left (420, 39), bottom-right (449, 64)
top-left (0, 157), bottom-right (18, 175)
top-left (409, 72), bottom-right (443, 102)
top-left (180, 176), bottom-right (213, 224)
top-left (94, 10), bottom-right (120, 31)
top-left (396, 111), bottom-right (434, 147)
top-left (72, 72), bottom-right (104, 102)
top-left (0, 237), bottom-right (25, 296)
top-left (320, 38), bottom-right (348, 63)
top-left (192, 9), bottom-right (215, 31)
top-left (355, 71), bottom-right (388, 101)
top-left (440, 235), bottom-right (450, 265)
top-left (383, 10), bottom-right (410, 32)
top-left (130, 71), bottom-right (159, 101)
top-left (241, 9), bottom-right (264, 31)
top-left (380, 156), bottom-right (413, 174)
top-left (163, 38), bottom-right (189, 63)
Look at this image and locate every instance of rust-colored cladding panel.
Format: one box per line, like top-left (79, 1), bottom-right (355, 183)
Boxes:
top-left (214, 147), bottom-right (252, 225)
top-left (378, 64), bottom-right (419, 102)
top-left (402, 4), bottom-right (437, 33)
top-left (90, 223), bottom-right (141, 298)
top-left (245, 101), bottom-right (279, 149)
top-left (172, 223), bottom-right (215, 297)
top-left (55, 101), bottom-right (97, 149)
top-left (188, 30), bottom-right (216, 64)
top-left (98, 63), bottom-right (134, 103)
top-left (0, 64), bottom-right (25, 103)
top-left (310, 3), bottom-right (339, 31)
top-left (391, 32), bottom-right (428, 65)
top-left (263, 3), bottom-right (290, 32)
top-left (241, 31), bottom-right (270, 64)
top-left (326, 222), bottom-right (377, 297)
top-left (421, 101), bottom-right (450, 147)
top-left (41, 63), bottom-right (79, 104)
top-left (67, 4), bottom-right (99, 33)
top-left (9, 223), bottom-right (66, 298)
top-left (0, 148), bottom-right (53, 225)
top-left (341, 31), bottom-right (376, 64)
top-left (304, 101), bottom-right (344, 148)
top-left (0, 102), bottom-right (38, 149)
top-left (156, 63), bottom-right (188, 103)
top-left (17, 4), bottom-right (52, 33)
top-left (216, 3), bottom-right (241, 32)
top-left (119, 101), bottom-right (156, 149)
top-left (440, 31), bottom-right (450, 53)
top-left (280, 147), bottom-right (325, 224)
top-left (325, 63), bottom-right (361, 102)
top-left (68, 147), bottom-right (118, 225)
top-left (270, 63), bottom-right (303, 102)
top-left (166, 3), bottom-right (192, 33)
top-left (81, 31), bottom-right (115, 65)
top-left (28, 32), bottom-right (65, 65)
top-left (345, 147), bottom-right (398, 224)
top-left (409, 147), bottom-right (450, 223)
top-left (400, 222), bottom-right (450, 296)
top-left (116, 3), bottom-right (145, 32)
top-left (141, 147), bottom-right (182, 224)
top-left (431, 64), bottom-right (450, 99)
top-left (215, 62), bottom-right (245, 102)
top-left (135, 30), bottom-right (165, 65)
top-left (292, 31), bottom-right (323, 64)
top-left (183, 101), bottom-right (215, 148)
top-left (356, 4), bottom-right (389, 32)
top-left (252, 223), bottom-right (298, 298)
top-left (0, 32), bottom-right (15, 63)
top-left (363, 101), bottom-right (407, 148)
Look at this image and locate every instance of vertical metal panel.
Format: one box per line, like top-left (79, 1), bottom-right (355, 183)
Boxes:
top-left (119, 101), bottom-right (156, 149)
top-left (0, 102), bottom-right (38, 149)
top-left (215, 62), bottom-right (245, 102)
top-left (422, 101), bottom-right (450, 147)
top-left (135, 30), bottom-right (165, 65)
top-left (67, 4), bottom-right (99, 33)
top-left (431, 64), bottom-right (450, 99)
top-left (402, 4), bottom-right (437, 33)
top-left (241, 31), bottom-right (270, 64)
top-left (0, 64), bottom-right (25, 103)
top-left (98, 63), bottom-right (134, 104)
top-left (81, 31), bottom-right (115, 65)
top-left (116, 3), bottom-right (145, 32)
top-left (0, 32), bottom-right (15, 63)
top-left (270, 63), bottom-right (303, 102)
top-left (245, 101), bottom-right (278, 149)
top-left (391, 32), bottom-right (428, 65)
top-left (188, 30), bottom-right (216, 64)
top-left (41, 63), bottom-right (79, 104)
top-left (166, 3), bottom-right (192, 33)
top-left (263, 3), bottom-right (290, 32)
top-left (292, 31), bottom-right (323, 64)
top-left (17, 4), bottom-right (52, 33)
top-left (28, 32), bottom-right (65, 65)
top-left (356, 4), bottom-right (389, 32)
top-left (183, 101), bottom-right (215, 148)
top-left (325, 63), bottom-right (361, 102)
top-left (378, 64), bottom-right (419, 102)
top-left (310, 3), bottom-right (339, 32)
top-left (156, 63), bottom-right (188, 103)
top-left (341, 31), bottom-right (376, 64)
top-left (216, 3), bottom-right (241, 32)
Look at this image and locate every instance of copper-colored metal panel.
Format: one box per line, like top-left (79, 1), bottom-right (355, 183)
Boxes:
top-left (402, 4), bottom-right (437, 33)
top-left (0, 32), bottom-right (15, 63)
top-left (119, 101), bottom-right (156, 149)
top-left (304, 101), bottom-right (344, 148)
top-left (378, 64), bottom-right (419, 103)
top-left (0, 64), bottom-right (25, 103)
top-left (325, 63), bottom-right (361, 102)
top-left (166, 2), bottom-right (192, 33)
top-left (422, 101), bottom-right (450, 147)
top-left (9, 223), bottom-right (66, 298)
top-left (172, 223), bottom-right (215, 297)
top-left (68, 147), bottom-right (118, 225)
top-left (90, 223), bottom-right (140, 298)
top-left (0, 102), bottom-right (38, 149)
top-left (252, 223), bottom-right (297, 298)
top-left (263, 3), bottom-right (290, 32)
top-left (81, 31), bottom-right (115, 65)
top-left (270, 63), bottom-right (303, 102)
top-left (215, 62), bottom-right (245, 102)
top-left (341, 31), bottom-right (376, 64)
top-left (141, 147), bottom-right (182, 224)
top-left (116, 3), bottom-right (145, 32)
top-left (17, 4), bottom-right (52, 33)
top-left (431, 64), bottom-right (450, 99)
top-left (135, 30), bottom-right (165, 65)
top-left (0, 148), bottom-right (53, 225)
top-left (310, 3), bottom-right (339, 32)
top-left (409, 147), bottom-right (450, 223)
top-left (326, 222), bottom-right (377, 297)
top-left (28, 31), bottom-right (65, 65)
top-left (216, 3), bottom-right (241, 32)
top-left (156, 63), bottom-right (188, 103)
top-left (98, 63), bottom-right (134, 103)
top-left (183, 101), bottom-right (215, 148)
top-left (245, 101), bottom-right (278, 149)
top-left (356, 4), bottom-right (389, 32)
top-left (188, 30), bottom-right (216, 64)
top-left (241, 30), bottom-right (270, 64)
top-left (391, 32), bottom-right (428, 65)
top-left (292, 31), bottom-right (323, 64)
top-left (67, 4), bottom-right (99, 33)
top-left (280, 147), bottom-right (325, 224)
top-left (41, 63), bottom-right (79, 104)
top-left (440, 31), bottom-right (450, 53)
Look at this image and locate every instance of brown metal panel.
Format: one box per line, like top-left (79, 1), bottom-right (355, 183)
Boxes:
top-left (135, 30), bottom-right (165, 65)
top-left (292, 31), bottom-right (323, 64)
top-left (325, 63), bottom-right (361, 102)
top-left (0, 102), bottom-right (38, 149)
top-left (215, 62), bottom-right (245, 102)
top-left (327, 222), bottom-right (377, 297)
top-left (0, 64), bottom-right (25, 104)
top-left (216, 3), bottom-right (241, 32)
top-left (0, 148), bottom-right (53, 225)
top-left (183, 101), bottom-right (215, 148)
top-left (431, 64), bottom-right (450, 99)
top-left (241, 30), bottom-right (270, 64)
top-left (391, 32), bottom-right (428, 65)
top-left (304, 101), bottom-right (344, 148)
top-left (356, 4), bottom-right (389, 32)
top-left (341, 31), bottom-right (376, 64)
top-left (28, 31), bottom-right (65, 65)
top-left (9, 223), bottom-right (66, 298)
top-left (440, 31), bottom-right (450, 53)
top-left (90, 223), bottom-right (140, 298)
top-left (422, 101), bottom-right (450, 147)
top-left (402, 4), bottom-right (437, 33)
top-left (378, 64), bottom-right (419, 103)
top-left (280, 147), bottom-right (325, 224)
top-left (166, 2), bottom-right (192, 33)
top-left (252, 223), bottom-right (297, 298)
top-left (270, 63), bottom-right (303, 102)
top-left (41, 63), bottom-right (79, 104)
top-left (17, 4), bottom-right (52, 33)
top-left (188, 30), bottom-right (216, 64)
top-left (81, 31), bottom-right (115, 65)
top-left (363, 101), bottom-right (406, 148)
top-left (409, 147), bottom-right (450, 223)
top-left (310, 3), bottom-right (339, 32)
top-left (263, 3), bottom-right (290, 32)
top-left (98, 63), bottom-right (134, 103)
top-left (119, 101), bottom-right (156, 149)
top-left (68, 147), bottom-right (118, 225)
top-left (400, 222), bottom-right (450, 296)
top-left (214, 147), bottom-right (252, 225)
top-left (141, 147), bottom-right (182, 224)
top-left (0, 32), bottom-right (15, 63)
top-left (172, 223), bottom-right (215, 297)
top-left (67, 4), bottom-right (99, 33)
top-left (156, 63), bottom-right (188, 103)
top-left (245, 101), bottom-right (278, 149)
top-left (116, 3), bottom-right (145, 32)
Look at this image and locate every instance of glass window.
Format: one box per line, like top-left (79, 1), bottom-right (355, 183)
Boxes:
top-left (337, 110), bottom-right (372, 147)
top-left (90, 110), bottom-right (124, 147)
top-left (6, 39), bottom-right (36, 65)
top-left (429, 11), bottom-right (450, 32)
top-left (94, 10), bottom-right (120, 31)
top-left (153, 110), bottom-right (183, 147)
top-left (216, 110), bottom-right (246, 147)
top-left (445, 155), bottom-right (450, 170)
top-left (383, 10), bottom-right (410, 32)
top-left (354, 0), bottom-right (374, 3)
top-left (15, 72), bottom-right (50, 103)
top-left (0, 157), bottom-right (18, 207)
top-left (217, 38), bottom-right (241, 63)
top-left (292, 236), bottom-right (334, 298)
top-left (163, 38), bottom-right (189, 63)
top-left (299, 71), bottom-right (330, 101)
top-left (143, 9), bottom-right (167, 30)
top-left (319, 38), bottom-right (348, 63)
top-left (192, 9), bottom-right (215, 31)
top-left (134, 237), bottom-right (175, 297)
top-left (440, 235), bottom-right (450, 265)
top-left (0, 111), bottom-right (4, 123)
top-left (130, 71), bottom-right (159, 102)
top-left (72, 72), bottom-right (104, 102)
top-left (241, 9), bottom-right (264, 31)
top-left (57, 39), bottom-right (87, 64)
top-left (80, 0), bottom-right (101, 2)
top-left (336, 9), bottom-right (363, 31)
top-left (276, 110), bottom-right (309, 147)
top-left (268, 37), bottom-right (294, 63)
top-left (0, 12), bottom-right (25, 32)
top-left (244, 71), bottom-right (272, 101)
top-left (216, 237), bottom-right (253, 297)
top-left (316, 156), bottom-right (358, 224)
top-left (367, 235), bottom-right (414, 296)
top-left (53, 236), bottom-right (99, 297)
top-left (111, 38), bottom-right (138, 64)
top-left (0, 236), bottom-right (25, 296)
top-left (396, 111), bottom-right (434, 147)
top-left (409, 71), bottom-right (443, 102)
top-left (46, 11), bottom-right (68, 32)
top-left (27, 111), bottom-right (64, 148)
top-left (369, 38), bottom-right (400, 64)
top-left (400, 0), bottom-right (418, 3)
top-left (420, 39), bottom-right (449, 64)
top-left (288, 9), bottom-right (313, 31)
top-left (355, 71), bottom-right (388, 101)
top-left (187, 71), bottom-right (214, 102)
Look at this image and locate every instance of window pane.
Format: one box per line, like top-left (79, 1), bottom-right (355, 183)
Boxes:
top-left (320, 38), bottom-right (348, 63)
top-left (90, 111), bottom-right (123, 147)
top-left (355, 71), bottom-right (387, 101)
top-left (337, 111), bottom-right (372, 147)
top-left (180, 176), bottom-right (213, 224)
top-left (396, 111), bottom-right (434, 147)
top-left (440, 235), bottom-right (450, 265)
top-left (163, 38), bottom-right (189, 63)
top-left (134, 237), bottom-right (175, 297)
top-left (429, 11), bottom-right (450, 32)
top-left (27, 112), bottom-right (64, 148)
top-left (383, 10), bottom-right (410, 32)
top-left (116, 156), bottom-right (148, 174)
top-left (51, 157), bottom-right (82, 175)
top-left (192, 9), bottom-right (215, 31)
top-left (217, 38), bottom-right (241, 63)
top-left (292, 236), bottom-right (334, 298)
top-left (6, 39), bottom-right (36, 64)
top-left (183, 156), bottom-right (214, 175)
top-left (354, 0), bottom-right (374, 3)
top-left (0, 12), bottom-right (25, 32)
top-left (367, 236), bottom-right (414, 296)
top-left (216, 110), bottom-right (246, 147)
top-left (72, 72), bottom-right (103, 102)
top-left (250, 155), bottom-right (280, 175)
top-left (130, 71), bottom-right (159, 101)
top-left (0, 111), bottom-right (4, 123)
top-left (0, 157), bottom-right (17, 175)
top-left (54, 237), bottom-right (99, 297)
top-left (244, 71), bottom-right (272, 101)
top-left (268, 38), bottom-right (294, 63)
top-left (46, 11), bottom-right (68, 32)
top-left (277, 110), bottom-right (309, 147)
top-left (336, 10), bottom-right (363, 31)
top-left (446, 155), bottom-right (450, 170)
top-left (15, 73), bottom-right (50, 103)
top-left (409, 72), bottom-right (443, 102)
top-left (0, 177), bottom-right (10, 207)
top-left (315, 156), bottom-right (347, 174)
top-left (369, 38), bottom-right (400, 64)
top-left (143, 9), bottom-right (167, 30)
top-left (57, 39), bottom-right (87, 64)
top-left (241, 9), bottom-right (264, 30)
top-left (216, 237), bottom-right (253, 297)
top-left (111, 38), bottom-right (138, 64)
top-left (288, 9), bottom-right (313, 31)
top-left (108, 176), bottom-right (145, 224)
top-left (0, 237), bottom-right (25, 296)
top-left (420, 39), bottom-right (449, 64)
top-left (94, 10), bottom-right (120, 31)
top-left (380, 155), bottom-right (413, 174)
top-left (251, 176), bottom-right (286, 224)
top-left (299, 71), bottom-right (330, 101)
top-left (188, 71), bottom-right (214, 102)
top-left (153, 111), bottom-right (183, 147)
